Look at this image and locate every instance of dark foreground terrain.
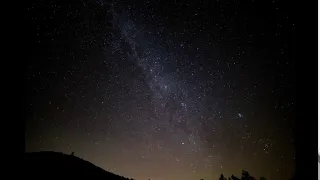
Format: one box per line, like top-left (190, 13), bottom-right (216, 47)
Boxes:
top-left (24, 151), bottom-right (133, 178)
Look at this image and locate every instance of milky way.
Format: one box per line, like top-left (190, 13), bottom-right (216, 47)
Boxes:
top-left (113, 2), bottom-right (204, 144)
top-left (26, 0), bottom-right (296, 180)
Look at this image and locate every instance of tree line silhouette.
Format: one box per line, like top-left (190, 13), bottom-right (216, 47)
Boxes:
top-left (197, 170), bottom-right (265, 180)
top-left (216, 170), bottom-right (265, 180)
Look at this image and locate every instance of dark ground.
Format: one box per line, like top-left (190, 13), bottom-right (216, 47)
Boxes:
top-left (24, 151), bottom-right (134, 178)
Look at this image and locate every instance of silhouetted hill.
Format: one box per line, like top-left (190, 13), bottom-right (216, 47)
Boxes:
top-left (24, 151), bottom-right (133, 178)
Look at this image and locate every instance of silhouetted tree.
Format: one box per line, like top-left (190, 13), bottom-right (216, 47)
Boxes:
top-left (241, 170), bottom-right (249, 180)
top-left (231, 174), bottom-right (241, 180)
top-left (219, 170), bottom-right (262, 180)
top-left (241, 170), bottom-right (255, 180)
top-left (219, 174), bottom-right (227, 180)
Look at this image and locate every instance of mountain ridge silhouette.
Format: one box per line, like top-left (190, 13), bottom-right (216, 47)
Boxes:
top-left (24, 151), bottom-right (134, 178)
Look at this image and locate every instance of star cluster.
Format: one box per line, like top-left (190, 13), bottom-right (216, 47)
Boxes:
top-left (26, 0), bottom-right (295, 180)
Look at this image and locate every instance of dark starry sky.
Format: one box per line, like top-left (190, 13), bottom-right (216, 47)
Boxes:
top-left (25, 0), bottom-right (296, 179)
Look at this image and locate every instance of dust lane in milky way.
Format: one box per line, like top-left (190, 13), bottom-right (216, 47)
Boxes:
top-left (109, 3), bottom-right (212, 176)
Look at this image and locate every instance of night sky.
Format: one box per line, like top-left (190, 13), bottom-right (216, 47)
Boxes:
top-left (25, 0), bottom-right (296, 179)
